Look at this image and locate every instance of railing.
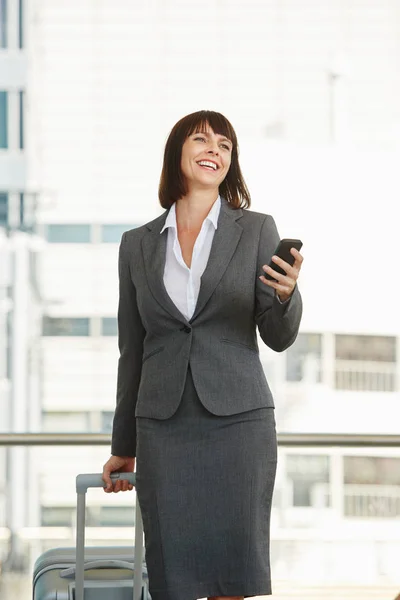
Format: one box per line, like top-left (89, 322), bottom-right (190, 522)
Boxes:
top-left (1, 433), bottom-right (400, 592)
top-left (1, 432), bottom-right (400, 446)
top-left (344, 484), bottom-right (400, 518)
top-left (335, 359), bottom-right (397, 392)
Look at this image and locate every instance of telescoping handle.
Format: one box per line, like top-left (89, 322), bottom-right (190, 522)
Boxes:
top-left (74, 472), bottom-right (144, 600)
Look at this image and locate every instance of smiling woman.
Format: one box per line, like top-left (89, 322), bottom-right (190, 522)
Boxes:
top-left (103, 109), bottom-right (303, 600)
top-left (180, 128), bottom-right (232, 195)
top-left (158, 110), bottom-right (251, 209)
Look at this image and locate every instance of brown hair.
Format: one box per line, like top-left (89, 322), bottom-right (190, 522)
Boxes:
top-left (158, 110), bottom-right (251, 210)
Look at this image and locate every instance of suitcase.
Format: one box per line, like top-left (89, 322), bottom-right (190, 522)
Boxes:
top-left (32, 472), bottom-right (150, 600)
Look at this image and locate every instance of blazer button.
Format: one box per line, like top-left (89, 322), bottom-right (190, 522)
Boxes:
top-left (182, 325), bottom-right (191, 333)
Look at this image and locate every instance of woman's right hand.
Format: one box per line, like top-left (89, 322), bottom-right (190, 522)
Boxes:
top-left (102, 455), bottom-right (136, 493)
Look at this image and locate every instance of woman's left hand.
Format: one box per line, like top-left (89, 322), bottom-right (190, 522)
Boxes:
top-left (259, 248), bottom-right (304, 302)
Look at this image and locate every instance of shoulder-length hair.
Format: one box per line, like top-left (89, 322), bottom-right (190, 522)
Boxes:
top-left (158, 110), bottom-right (251, 210)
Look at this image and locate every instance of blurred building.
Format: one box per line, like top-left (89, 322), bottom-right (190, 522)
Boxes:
top-left (0, 0), bottom-right (44, 570)
top-left (1, 0), bottom-right (400, 587)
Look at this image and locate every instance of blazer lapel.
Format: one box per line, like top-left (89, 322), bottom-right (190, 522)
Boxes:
top-left (141, 213), bottom-right (190, 325)
top-left (141, 199), bottom-right (243, 325)
top-left (190, 199), bottom-right (243, 322)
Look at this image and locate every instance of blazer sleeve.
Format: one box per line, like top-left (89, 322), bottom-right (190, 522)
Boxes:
top-left (255, 215), bottom-right (303, 352)
top-left (111, 232), bottom-right (146, 457)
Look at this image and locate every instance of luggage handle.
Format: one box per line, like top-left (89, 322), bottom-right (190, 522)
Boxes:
top-left (75, 472), bottom-right (144, 600)
top-left (76, 472), bottom-right (136, 494)
top-left (61, 558), bottom-right (137, 578)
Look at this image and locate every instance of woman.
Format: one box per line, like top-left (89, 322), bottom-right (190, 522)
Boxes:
top-left (102, 110), bottom-right (303, 600)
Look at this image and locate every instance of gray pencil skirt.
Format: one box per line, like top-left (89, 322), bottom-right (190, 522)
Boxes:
top-left (135, 365), bottom-right (277, 600)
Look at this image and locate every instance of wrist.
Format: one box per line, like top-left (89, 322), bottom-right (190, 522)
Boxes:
top-left (277, 292), bottom-right (290, 303)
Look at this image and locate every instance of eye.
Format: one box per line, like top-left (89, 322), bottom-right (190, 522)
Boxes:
top-left (221, 143), bottom-right (231, 151)
top-left (194, 136), bottom-right (206, 142)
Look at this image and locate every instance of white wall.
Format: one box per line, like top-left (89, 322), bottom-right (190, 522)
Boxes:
top-left (29, 0), bottom-right (400, 222)
top-left (241, 142), bottom-right (400, 335)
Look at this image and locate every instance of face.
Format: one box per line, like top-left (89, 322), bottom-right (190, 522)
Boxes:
top-left (180, 125), bottom-right (233, 192)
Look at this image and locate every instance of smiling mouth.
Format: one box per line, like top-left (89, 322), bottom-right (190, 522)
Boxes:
top-left (196, 160), bottom-right (219, 171)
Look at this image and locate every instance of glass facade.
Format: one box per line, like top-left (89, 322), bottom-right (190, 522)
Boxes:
top-left (0, 192), bottom-right (8, 227)
top-left (42, 317), bottom-right (90, 336)
top-left (0, 0), bottom-right (6, 48)
top-left (101, 224), bottom-right (138, 243)
top-left (0, 91), bottom-right (8, 148)
top-left (18, 0), bottom-right (23, 48)
top-left (286, 454), bottom-right (330, 507)
top-left (335, 334), bottom-right (397, 392)
top-left (286, 332), bottom-right (322, 382)
top-left (45, 224), bottom-right (91, 243)
top-left (336, 334), bottom-right (397, 362)
top-left (101, 317), bottom-right (118, 336)
top-left (19, 90), bottom-right (24, 149)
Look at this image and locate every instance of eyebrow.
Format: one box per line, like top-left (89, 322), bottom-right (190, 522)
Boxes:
top-left (193, 131), bottom-right (232, 145)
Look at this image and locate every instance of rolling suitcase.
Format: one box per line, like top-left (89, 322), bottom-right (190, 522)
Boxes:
top-left (32, 472), bottom-right (150, 599)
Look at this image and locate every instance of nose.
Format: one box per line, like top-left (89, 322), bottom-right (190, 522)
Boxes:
top-left (207, 144), bottom-right (219, 156)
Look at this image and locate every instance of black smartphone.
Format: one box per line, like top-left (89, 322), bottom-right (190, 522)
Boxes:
top-left (263, 238), bottom-right (303, 280)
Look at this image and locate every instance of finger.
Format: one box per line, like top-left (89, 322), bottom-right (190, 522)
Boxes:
top-left (290, 250), bottom-right (304, 272)
top-left (113, 480), bottom-right (122, 493)
top-left (259, 275), bottom-right (295, 296)
top-left (121, 479), bottom-right (130, 492)
top-left (270, 256), bottom-right (300, 280)
top-left (262, 265), bottom-right (285, 282)
top-left (259, 275), bottom-right (288, 291)
top-left (102, 468), bottom-right (113, 493)
top-left (290, 248), bottom-right (304, 264)
top-left (261, 266), bottom-right (297, 290)
top-left (270, 255), bottom-right (295, 275)
top-left (259, 274), bottom-right (278, 287)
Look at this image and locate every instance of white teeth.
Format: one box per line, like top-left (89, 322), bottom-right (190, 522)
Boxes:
top-left (197, 160), bottom-right (217, 170)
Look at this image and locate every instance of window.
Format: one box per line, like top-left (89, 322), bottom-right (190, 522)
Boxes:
top-left (41, 506), bottom-right (74, 527)
top-left (101, 224), bottom-right (138, 243)
top-left (286, 333), bottom-right (322, 383)
top-left (42, 317), bottom-right (90, 336)
top-left (0, 192), bottom-right (8, 227)
top-left (101, 317), bottom-right (118, 336)
top-left (45, 224), bottom-right (91, 243)
top-left (344, 456), bottom-right (400, 518)
top-left (335, 335), bottom-right (397, 392)
top-left (0, 91), bottom-right (8, 148)
top-left (18, 0), bottom-right (23, 48)
top-left (286, 454), bottom-right (330, 507)
top-left (336, 335), bottom-right (396, 362)
top-left (19, 91), bottom-right (24, 149)
top-left (101, 411), bottom-right (114, 433)
top-left (19, 192), bottom-right (24, 227)
top-left (19, 192), bottom-right (36, 231)
top-left (6, 304), bottom-right (12, 379)
top-left (0, 0), bottom-right (6, 48)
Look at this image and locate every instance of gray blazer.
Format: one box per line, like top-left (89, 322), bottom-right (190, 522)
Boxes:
top-left (111, 198), bottom-right (302, 457)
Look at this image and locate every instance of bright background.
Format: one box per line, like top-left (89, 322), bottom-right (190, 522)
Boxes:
top-left (1, 0), bottom-right (400, 598)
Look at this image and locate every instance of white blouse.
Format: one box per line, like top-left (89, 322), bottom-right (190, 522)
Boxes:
top-left (160, 196), bottom-right (221, 321)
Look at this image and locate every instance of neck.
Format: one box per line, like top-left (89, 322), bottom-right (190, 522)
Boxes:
top-left (176, 190), bottom-right (219, 232)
